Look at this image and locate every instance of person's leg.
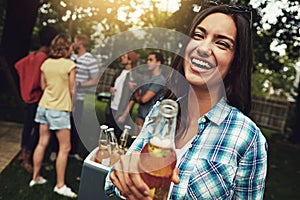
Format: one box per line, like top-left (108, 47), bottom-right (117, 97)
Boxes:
top-left (106, 108), bottom-right (122, 139)
top-left (111, 109), bottom-right (122, 139)
top-left (26, 102), bottom-right (39, 156)
top-left (55, 128), bottom-right (71, 187)
top-left (51, 110), bottom-right (77, 197)
top-left (49, 131), bottom-right (58, 161)
top-left (70, 100), bottom-right (83, 156)
top-left (70, 116), bottom-right (79, 155)
top-left (19, 103), bottom-right (34, 160)
top-left (32, 123), bottom-right (51, 181)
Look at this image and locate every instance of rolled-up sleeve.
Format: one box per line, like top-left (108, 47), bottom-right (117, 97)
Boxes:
top-left (234, 133), bottom-right (268, 199)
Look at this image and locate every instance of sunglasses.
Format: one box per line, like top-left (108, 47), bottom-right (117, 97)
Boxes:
top-left (201, 0), bottom-right (252, 29)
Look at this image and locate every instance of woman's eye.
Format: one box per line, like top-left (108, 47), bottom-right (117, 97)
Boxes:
top-left (192, 33), bottom-right (204, 40)
top-left (217, 41), bottom-right (231, 49)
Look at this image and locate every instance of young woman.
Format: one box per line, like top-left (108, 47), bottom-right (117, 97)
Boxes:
top-left (105, 2), bottom-right (268, 200)
top-left (29, 34), bottom-right (77, 198)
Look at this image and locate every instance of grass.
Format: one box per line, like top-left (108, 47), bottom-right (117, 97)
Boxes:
top-left (0, 94), bottom-right (300, 199)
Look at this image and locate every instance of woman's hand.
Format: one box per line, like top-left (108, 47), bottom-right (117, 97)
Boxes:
top-left (110, 151), bottom-right (151, 200)
top-left (110, 151), bottom-right (180, 200)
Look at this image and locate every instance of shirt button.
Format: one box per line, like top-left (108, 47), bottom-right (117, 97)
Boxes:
top-left (201, 117), bottom-right (206, 123)
top-left (189, 144), bottom-right (193, 149)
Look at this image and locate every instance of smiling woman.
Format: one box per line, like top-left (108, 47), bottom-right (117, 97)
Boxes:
top-left (105, 2), bottom-right (268, 200)
top-left (184, 13), bottom-right (236, 87)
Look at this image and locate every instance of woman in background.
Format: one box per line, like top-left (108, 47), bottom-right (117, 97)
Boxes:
top-left (29, 34), bottom-right (77, 198)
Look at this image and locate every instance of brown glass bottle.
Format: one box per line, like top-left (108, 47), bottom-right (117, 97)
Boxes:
top-left (138, 99), bottom-right (178, 200)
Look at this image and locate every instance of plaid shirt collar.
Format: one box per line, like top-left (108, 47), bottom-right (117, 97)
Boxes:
top-left (205, 98), bottom-right (231, 126)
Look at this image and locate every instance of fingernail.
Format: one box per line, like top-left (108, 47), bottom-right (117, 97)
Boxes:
top-left (143, 190), bottom-right (149, 196)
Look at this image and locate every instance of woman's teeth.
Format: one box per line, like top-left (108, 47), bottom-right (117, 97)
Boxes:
top-left (191, 58), bottom-right (212, 70)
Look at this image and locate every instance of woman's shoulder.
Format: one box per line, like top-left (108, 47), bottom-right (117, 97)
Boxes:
top-left (227, 105), bottom-right (267, 145)
top-left (214, 99), bottom-right (264, 140)
top-left (231, 106), bottom-right (261, 131)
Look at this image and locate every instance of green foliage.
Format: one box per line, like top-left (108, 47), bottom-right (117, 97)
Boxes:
top-left (252, 71), bottom-right (269, 99)
top-left (251, 0), bottom-right (299, 100)
top-left (1, 0), bottom-right (299, 99)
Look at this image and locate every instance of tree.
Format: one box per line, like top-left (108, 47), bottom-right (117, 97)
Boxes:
top-left (0, 0), bottom-right (39, 80)
top-left (0, 0), bottom-right (39, 122)
top-left (252, 0), bottom-right (299, 99)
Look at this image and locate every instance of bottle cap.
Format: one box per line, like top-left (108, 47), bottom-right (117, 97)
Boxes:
top-left (124, 125), bottom-right (131, 130)
top-left (106, 127), bottom-right (114, 132)
top-left (100, 125), bottom-right (108, 130)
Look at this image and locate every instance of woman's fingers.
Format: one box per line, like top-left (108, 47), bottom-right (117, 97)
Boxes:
top-left (111, 152), bottom-right (151, 199)
top-left (112, 155), bottom-right (131, 197)
top-left (110, 167), bottom-right (124, 194)
top-left (128, 152), bottom-right (151, 198)
top-left (171, 167), bottom-right (180, 184)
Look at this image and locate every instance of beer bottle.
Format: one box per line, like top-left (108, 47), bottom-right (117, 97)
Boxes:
top-left (119, 125), bottom-right (131, 152)
top-left (106, 128), bottom-right (121, 166)
top-left (138, 99), bottom-right (178, 200)
top-left (94, 125), bottom-right (110, 166)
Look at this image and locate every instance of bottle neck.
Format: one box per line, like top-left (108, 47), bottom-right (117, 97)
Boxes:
top-left (151, 99), bottom-right (178, 149)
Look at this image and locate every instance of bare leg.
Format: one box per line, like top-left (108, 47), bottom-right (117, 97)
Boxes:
top-left (55, 128), bottom-right (71, 188)
top-left (32, 123), bottom-right (51, 181)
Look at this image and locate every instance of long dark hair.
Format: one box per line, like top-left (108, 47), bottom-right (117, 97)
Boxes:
top-left (165, 4), bottom-right (253, 136)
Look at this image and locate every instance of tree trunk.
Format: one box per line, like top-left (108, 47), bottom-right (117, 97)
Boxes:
top-left (0, 0), bottom-right (39, 122)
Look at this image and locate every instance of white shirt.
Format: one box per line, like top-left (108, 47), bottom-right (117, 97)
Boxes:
top-left (110, 70), bottom-right (130, 110)
top-left (167, 136), bottom-right (196, 199)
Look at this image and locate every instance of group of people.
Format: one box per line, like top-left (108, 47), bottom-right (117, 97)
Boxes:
top-left (15, 28), bottom-right (99, 198)
top-left (105, 51), bottom-right (167, 139)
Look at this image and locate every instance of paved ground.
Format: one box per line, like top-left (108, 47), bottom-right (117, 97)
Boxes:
top-left (0, 121), bottom-right (22, 173)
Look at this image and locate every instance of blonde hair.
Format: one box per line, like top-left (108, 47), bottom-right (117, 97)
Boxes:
top-left (74, 34), bottom-right (90, 48)
top-left (50, 34), bottom-right (72, 58)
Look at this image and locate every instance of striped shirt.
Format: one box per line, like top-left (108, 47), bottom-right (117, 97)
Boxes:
top-left (71, 52), bottom-right (99, 100)
top-left (105, 98), bottom-right (268, 200)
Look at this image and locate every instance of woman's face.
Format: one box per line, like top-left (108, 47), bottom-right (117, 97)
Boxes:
top-left (184, 12), bottom-right (237, 89)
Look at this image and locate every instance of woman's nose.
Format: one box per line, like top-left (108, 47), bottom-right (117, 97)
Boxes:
top-left (196, 43), bottom-right (212, 57)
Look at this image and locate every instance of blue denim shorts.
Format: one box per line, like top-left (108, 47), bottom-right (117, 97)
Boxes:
top-left (35, 106), bottom-right (71, 130)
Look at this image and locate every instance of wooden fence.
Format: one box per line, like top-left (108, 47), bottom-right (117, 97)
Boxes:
top-left (249, 98), bottom-right (290, 134)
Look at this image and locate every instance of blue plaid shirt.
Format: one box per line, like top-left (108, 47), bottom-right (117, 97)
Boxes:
top-left (105, 98), bottom-right (268, 199)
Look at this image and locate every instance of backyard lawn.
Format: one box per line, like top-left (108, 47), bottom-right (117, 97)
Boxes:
top-left (0, 95), bottom-right (299, 200)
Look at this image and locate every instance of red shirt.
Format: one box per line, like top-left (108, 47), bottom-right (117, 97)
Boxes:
top-left (15, 51), bottom-right (48, 103)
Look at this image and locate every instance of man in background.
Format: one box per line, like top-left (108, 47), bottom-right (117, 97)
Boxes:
top-left (15, 26), bottom-right (58, 172)
top-left (105, 51), bottom-right (138, 139)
